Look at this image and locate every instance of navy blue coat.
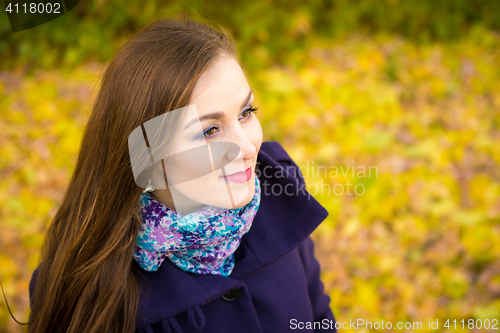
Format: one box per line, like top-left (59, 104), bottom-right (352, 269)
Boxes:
top-left (29, 141), bottom-right (337, 333)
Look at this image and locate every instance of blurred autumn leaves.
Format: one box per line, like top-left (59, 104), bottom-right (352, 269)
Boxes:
top-left (258, 32), bottom-right (500, 331)
top-left (1, 1), bottom-right (500, 332)
top-left (0, 66), bottom-right (96, 332)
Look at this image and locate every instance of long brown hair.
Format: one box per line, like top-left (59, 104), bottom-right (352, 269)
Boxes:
top-left (26, 15), bottom-right (237, 333)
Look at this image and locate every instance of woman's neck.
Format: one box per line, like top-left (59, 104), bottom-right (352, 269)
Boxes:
top-left (151, 188), bottom-right (205, 215)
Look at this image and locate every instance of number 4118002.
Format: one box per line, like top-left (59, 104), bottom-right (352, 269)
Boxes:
top-left (444, 319), bottom-right (498, 330)
top-left (5, 2), bottom-right (61, 14)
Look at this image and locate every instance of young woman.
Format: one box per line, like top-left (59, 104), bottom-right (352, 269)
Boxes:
top-left (27, 16), bottom-right (336, 333)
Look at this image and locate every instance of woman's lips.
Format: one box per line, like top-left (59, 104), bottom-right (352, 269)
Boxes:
top-left (220, 167), bottom-right (252, 183)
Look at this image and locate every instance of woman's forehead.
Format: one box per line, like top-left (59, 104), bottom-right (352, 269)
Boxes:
top-left (190, 57), bottom-right (251, 114)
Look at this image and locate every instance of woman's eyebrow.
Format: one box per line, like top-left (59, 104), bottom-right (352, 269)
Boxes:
top-left (240, 89), bottom-right (253, 109)
top-left (183, 89), bottom-right (253, 130)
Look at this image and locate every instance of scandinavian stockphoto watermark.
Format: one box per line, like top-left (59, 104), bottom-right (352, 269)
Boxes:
top-left (255, 160), bottom-right (378, 198)
top-left (127, 103), bottom-right (378, 209)
top-left (290, 318), bottom-right (500, 330)
top-left (290, 318), bottom-right (424, 330)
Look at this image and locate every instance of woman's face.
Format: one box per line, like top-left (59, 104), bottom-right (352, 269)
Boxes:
top-left (152, 55), bottom-right (263, 214)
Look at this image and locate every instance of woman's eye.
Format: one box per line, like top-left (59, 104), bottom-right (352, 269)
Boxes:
top-left (203, 125), bottom-right (219, 138)
top-left (240, 105), bottom-right (259, 119)
top-left (196, 105), bottom-right (259, 140)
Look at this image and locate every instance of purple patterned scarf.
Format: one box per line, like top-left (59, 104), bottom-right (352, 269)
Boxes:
top-left (133, 176), bottom-right (261, 277)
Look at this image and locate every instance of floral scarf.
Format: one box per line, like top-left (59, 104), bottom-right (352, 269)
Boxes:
top-left (133, 176), bottom-right (261, 277)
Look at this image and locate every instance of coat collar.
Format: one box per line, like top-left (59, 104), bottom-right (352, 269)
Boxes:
top-left (134, 141), bottom-right (329, 329)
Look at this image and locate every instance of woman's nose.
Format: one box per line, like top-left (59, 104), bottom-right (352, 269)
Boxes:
top-left (225, 129), bottom-right (256, 162)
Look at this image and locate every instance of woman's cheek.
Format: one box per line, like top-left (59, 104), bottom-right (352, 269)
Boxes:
top-left (249, 120), bottom-right (263, 155)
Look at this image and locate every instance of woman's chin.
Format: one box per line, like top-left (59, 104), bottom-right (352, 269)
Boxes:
top-left (170, 173), bottom-right (256, 210)
top-left (231, 181), bottom-right (256, 208)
